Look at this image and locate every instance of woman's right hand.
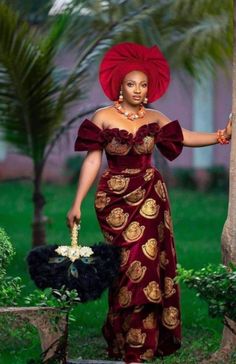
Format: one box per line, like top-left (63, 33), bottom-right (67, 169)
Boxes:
top-left (66, 206), bottom-right (81, 229)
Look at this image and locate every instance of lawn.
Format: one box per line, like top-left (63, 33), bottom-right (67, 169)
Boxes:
top-left (0, 180), bottom-right (234, 363)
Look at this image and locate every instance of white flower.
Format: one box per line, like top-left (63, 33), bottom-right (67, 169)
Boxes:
top-left (55, 246), bottom-right (69, 256)
top-left (68, 247), bottom-right (81, 262)
top-left (55, 244), bottom-right (94, 262)
top-left (79, 246), bottom-right (94, 257)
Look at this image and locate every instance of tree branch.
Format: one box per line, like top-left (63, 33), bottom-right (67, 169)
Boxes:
top-left (42, 103), bottom-right (108, 166)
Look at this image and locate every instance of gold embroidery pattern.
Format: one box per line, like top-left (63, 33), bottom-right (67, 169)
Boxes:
top-left (142, 238), bottom-right (158, 260)
top-left (160, 251), bottom-right (169, 269)
top-left (102, 230), bottom-right (113, 243)
top-left (143, 281), bottom-right (162, 303)
top-left (171, 243), bottom-right (176, 257)
top-left (126, 260), bottom-right (147, 283)
top-left (140, 198), bottom-right (160, 219)
top-left (143, 313), bottom-right (157, 329)
top-left (108, 312), bottom-right (119, 324)
top-left (95, 191), bottom-right (111, 210)
top-left (121, 168), bottom-right (141, 174)
top-left (105, 138), bottom-right (131, 155)
top-left (164, 277), bottom-right (176, 298)
top-left (124, 187), bottom-right (145, 206)
top-left (120, 248), bottom-right (130, 267)
top-left (164, 210), bottom-right (173, 235)
top-left (134, 136), bottom-right (155, 154)
top-left (118, 286), bottom-right (132, 307)
top-left (158, 222), bottom-right (165, 242)
top-left (122, 221), bottom-right (145, 243)
top-left (134, 305), bottom-right (144, 313)
top-left (122, 314), bottom-right (132, 332)
top-left (162, 307), bottom-right (180, 329)
top-left (126, 328), bottom-right (146, 348)
top-left (106, 207), bottom-right (129, 230)
top-left (163, 182), bottom-right (169, 199)
top-left (140, 349), bottom-right (154, 360)
top-left (107, 175), bottom-right (130, 194)
top-left (154, 180), bottom-right (167, 201)
top-left (114, 333), bottom-right (125, 351)
top-left (112, 345), bottom-right (119, 355)
top-left (101, 169), bottom-right (110, 178)
top-left (144, 168), bottom-right (154, 181)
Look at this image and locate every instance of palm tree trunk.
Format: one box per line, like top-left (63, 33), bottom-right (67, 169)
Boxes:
top-left (32, 163), bottom-right (46, 247)
top-left (219, 0), bottom-right (236, 356)
top-left (201, 7), bottom-right (236, 363)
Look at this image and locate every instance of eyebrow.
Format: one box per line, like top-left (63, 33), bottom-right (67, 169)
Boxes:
top-left (125, 79), bottom-right (148, 83)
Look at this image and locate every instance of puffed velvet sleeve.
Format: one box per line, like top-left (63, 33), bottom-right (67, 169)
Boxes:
top-left (155, 120), bottom-right (184, 161)
top-left (74, 119), bottom-right (103, 151)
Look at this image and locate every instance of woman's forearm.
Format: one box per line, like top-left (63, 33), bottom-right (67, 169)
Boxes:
top-left (72, 150), bottom-right (102, 208)
top-left (182, 128), bottom-right (219, 147)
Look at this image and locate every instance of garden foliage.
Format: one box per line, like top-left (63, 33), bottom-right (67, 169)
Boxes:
top-left (177, 263), bottom-right (236, 332)
top-left (0, 228), bottom-right (23, 306)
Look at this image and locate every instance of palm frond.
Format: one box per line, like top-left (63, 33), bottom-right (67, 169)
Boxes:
top-left (57, 0), bottom-right (233, 82)
top-left (55, 1), bottom-right (167, 110)
top-left (0, 0), bottom-right (233, 167)
top-left (43, 103), bottom-right (108, 165)
top-left (4, 0), bottom-right (53, 24)
top-left (169, 0), bottom-right (232, 18)
top-left (163, 12), bottom-right (233, 77)
top-left (0, 3), bottom-right (62, 162)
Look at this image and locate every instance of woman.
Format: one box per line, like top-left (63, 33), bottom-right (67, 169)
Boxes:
top-left (67, 42), bottom-right (232, 363)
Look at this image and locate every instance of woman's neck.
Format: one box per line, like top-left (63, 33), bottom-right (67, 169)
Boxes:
top-left (120, 101), bottom-right (141, 113)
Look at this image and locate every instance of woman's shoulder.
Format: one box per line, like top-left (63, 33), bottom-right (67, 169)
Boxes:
top-left (146, 108), bottom-right (171, 127)
top-left (91, 106), bottom-right (114, 129)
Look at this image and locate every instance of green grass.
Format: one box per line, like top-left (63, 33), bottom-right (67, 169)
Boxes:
top-left (0, 181), bottom-right (233, 363)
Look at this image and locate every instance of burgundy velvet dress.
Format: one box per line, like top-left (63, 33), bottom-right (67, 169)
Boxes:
top-left (75, 118), bottom-right (183, 363)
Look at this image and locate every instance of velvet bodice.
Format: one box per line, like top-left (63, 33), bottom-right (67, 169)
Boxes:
top-left (74, 119), bottom-right (183, 170)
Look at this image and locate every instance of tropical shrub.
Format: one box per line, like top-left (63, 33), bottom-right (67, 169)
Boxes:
top-left (0, 228), bottom-right (23, 306)
top-left (177, 263), bottom-right (236, 333)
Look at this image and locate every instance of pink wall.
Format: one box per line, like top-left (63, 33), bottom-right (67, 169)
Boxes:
top-left (0, 64), bottom-right (232, 182)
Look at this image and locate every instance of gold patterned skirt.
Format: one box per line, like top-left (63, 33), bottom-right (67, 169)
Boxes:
top-left (94, 166), bottom-right (181, 362)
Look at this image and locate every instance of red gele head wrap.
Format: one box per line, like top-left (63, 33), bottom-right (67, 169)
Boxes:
top-left (99, 42), bottom-right (170, 103)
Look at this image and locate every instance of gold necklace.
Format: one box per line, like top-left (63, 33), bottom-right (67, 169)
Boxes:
top-left (114, 100), bottom-right (146, 121)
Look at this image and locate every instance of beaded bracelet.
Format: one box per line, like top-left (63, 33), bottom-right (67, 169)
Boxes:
top-left (216, 129), bottom-right (230, 145)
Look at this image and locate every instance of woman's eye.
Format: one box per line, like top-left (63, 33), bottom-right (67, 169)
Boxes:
top-left (142, 83), bottom-right (147, 88)
top-left (127, 82), bottom-right (134, 87)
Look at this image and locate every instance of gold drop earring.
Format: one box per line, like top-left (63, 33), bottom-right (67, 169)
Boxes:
top-left (143, 97), bottom-right (148, 104)
top-left (119, 89), bottom-right (124, 102)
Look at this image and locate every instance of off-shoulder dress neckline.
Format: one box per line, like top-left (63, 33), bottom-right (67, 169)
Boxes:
top-left (84, 119), bottom-right (162, 139)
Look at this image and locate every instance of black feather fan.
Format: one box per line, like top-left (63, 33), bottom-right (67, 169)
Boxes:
top-left (26, 224), bottom-right (121, 303)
